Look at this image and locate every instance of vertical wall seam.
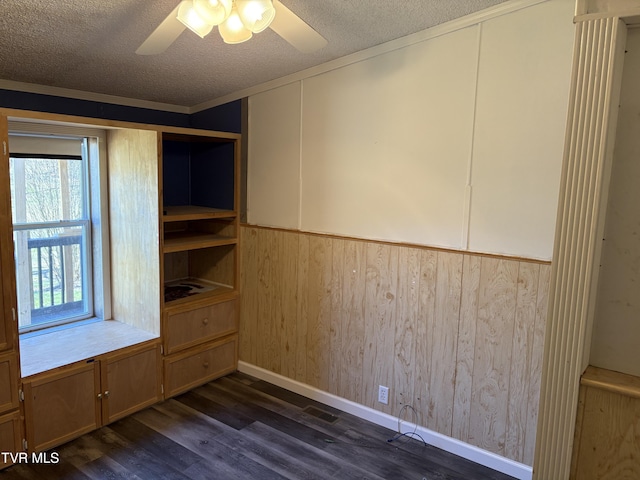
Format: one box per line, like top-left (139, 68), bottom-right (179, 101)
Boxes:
top-left (451, 252), bottom-right (467, 439)
top-left (462, 23), bottom-right (483, 250)
top-left (505, 260), bottom-right (523, 460)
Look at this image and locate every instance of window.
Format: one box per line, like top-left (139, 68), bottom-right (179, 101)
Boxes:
top-left (8, 123), bottom-right (110, 334)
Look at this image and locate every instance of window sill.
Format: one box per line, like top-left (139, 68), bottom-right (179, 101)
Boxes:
top-left (19, 320), bottom-right (159, 378)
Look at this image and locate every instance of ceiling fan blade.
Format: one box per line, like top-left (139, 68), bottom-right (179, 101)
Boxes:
top-left (270, 0), bottom-right (327, 54)
top-left (136, 5), bottom-right (186, 55)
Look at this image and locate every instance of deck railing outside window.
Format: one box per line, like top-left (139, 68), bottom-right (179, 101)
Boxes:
top-left (27, 233), bottom-right (84, 323)
top-left (13, 222), bottom-right (90, 330)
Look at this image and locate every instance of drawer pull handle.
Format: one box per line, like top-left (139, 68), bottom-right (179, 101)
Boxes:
top-left (104, 390), bottom-right (110, 398)
top-left (202, 318), bottom-right (209, 325)
top-left (97, 393), bottom-right (102, 399)
top-left (203, 361), bottom-right (209, 368)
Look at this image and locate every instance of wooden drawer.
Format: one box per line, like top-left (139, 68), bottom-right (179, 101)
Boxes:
top-left (164, 335), bottom-right (237, 398)
top-left (164, 297), bottom-right (237, 354)
top-left (0, 353), bottom-right (19, 415)
top-left (0, 410), bottom-right (22, 470)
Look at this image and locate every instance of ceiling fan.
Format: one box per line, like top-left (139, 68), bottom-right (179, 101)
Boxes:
top-left (136, 0), bottom-right (327, 55)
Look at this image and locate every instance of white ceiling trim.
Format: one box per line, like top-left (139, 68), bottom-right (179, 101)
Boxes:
top-left (0, 79), bottom-right (190, 114)
top-left (1, 0), bottom-right (548, 116)
top-left (191, 0), bottom-right (550, 112)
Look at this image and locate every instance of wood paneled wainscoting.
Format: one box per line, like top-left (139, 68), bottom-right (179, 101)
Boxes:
top-left (239, 225), bottom-right (550, 468)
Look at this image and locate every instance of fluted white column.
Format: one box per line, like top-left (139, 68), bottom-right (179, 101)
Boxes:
top-left (533, 16), bottom-right (626, 480)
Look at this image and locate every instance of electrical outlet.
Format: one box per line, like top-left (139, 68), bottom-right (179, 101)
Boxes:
top-left (378, 385), bottom-right (389, 405)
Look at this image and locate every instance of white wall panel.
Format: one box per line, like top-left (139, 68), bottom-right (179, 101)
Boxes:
top-left (247, 82), bottom-right (301, 228)
top-left (246, 0), bottom-right (575, 260)
top-left (468, 0), bottom-right (575, 260)
top-left (299, 26), bottom-right (479, 248)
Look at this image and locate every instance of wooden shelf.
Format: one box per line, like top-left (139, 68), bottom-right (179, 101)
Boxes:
top-left (581, 365), bottom-right (640, 400)
top-left (163, 232), bottom-right (237, 253)
top-left (163, 206), bottom-right (236, 222)
top-left (164, 278), bottom-right (235, 307)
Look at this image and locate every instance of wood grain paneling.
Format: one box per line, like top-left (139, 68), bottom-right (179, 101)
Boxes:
top-left (256, 228), bottom-right (279, 374)
top-left (416, 249), bottom-right (438, 432)
top-left (469, 258), bottom-right (518, 455)
top-left (524, 264), bottom-right (549, 465)
top-left (452, 254), bottom-right (481, 440)
top-left (239, 227), bottom-right (258, 365)
top-left (572, 367), bottom-right (640, 480)
top-left (239, 225), bottom-right (550, 465)
top-left (506, 262), bottom-right (539, 462)
top-left (107, 129), bottom-right (160, 334)
top-left (305, 236), bottom-right (333, 392)
top-left (329, 238), bottom-right (344, 397)
top-left (295, 234), bottom-right (309, 384)
top-left (428, 252), bottom-right (463, 435)
top-left (279, 231), bottom-right (300, 379)
top-left (363, 242), bottom-right (398, 414)
top-left (338, 239), bottom-right (366, 403)
top-left (393, 247), bottom-right (420, 415)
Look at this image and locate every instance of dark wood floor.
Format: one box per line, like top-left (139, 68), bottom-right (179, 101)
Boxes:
top-left (4, 372), bottom-right (516, 479)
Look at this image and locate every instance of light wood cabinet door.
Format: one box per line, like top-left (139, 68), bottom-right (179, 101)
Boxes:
top-left (164, 335), bottom-right (237, 398)
top-left (100, 343), bottom-right (162, 424)
top-left (24, 341), bottom-right (162, 453)
top-left (0, 410), bottom-right (23, 470)
top-left (164, 296), bottom-right (237, 354)
top-left (0, 353), bottom-right (19, 415)
top-left (24, 361), bottom-right (101, 453)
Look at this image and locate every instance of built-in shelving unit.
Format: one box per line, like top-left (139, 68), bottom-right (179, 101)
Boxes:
top-left (160, 128), bottom-right (240, 398)
top-left (161, 130), bottom-right (238, 306)
top-left (0, 110), bottom-right (242, 467)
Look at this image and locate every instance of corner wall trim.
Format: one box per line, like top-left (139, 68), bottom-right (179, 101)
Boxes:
top-left (237, 361), bottom-right (533, 480)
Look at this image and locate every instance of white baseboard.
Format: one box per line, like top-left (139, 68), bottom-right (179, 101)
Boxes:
top-left (238, 361), bottom-right (533, 480)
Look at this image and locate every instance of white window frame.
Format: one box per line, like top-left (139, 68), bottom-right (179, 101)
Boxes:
top-left (8, 121), bottom-right (111, 334)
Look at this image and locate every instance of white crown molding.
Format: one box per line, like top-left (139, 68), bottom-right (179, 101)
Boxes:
top-left (0, 0), bottom-right (548, 115)
top-left (190, 0), bottom-right (549, 112)
top-left (238, 361), bottom-right (533, 480)
top-left (0, 79), bottom-right (190, 114)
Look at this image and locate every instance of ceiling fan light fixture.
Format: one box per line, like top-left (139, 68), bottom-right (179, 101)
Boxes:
top-left (236, 0), bottom-right (275, 33)
top-left (177, 0), bottom-right (214, 38)
top-left (193, 0), bottom-right (232, 26)
top-left (218, 5), bottom-right (253, 44)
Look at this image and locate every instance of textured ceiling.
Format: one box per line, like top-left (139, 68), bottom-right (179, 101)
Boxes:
top-left (0, 0), bottom-right (510, 109)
